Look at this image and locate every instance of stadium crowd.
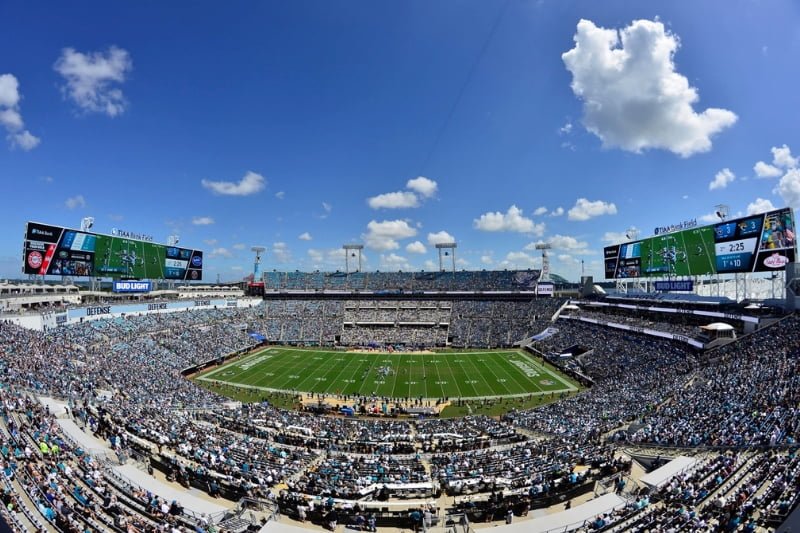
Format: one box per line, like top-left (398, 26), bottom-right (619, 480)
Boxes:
top-left (0, 290), bottom-right (798, 531)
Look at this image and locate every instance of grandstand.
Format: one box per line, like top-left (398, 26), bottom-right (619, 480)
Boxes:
top-left (0, 268), bottom-right (798, 532)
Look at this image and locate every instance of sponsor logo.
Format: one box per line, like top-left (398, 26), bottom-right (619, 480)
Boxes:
top-left (654, 218), bottom-right (698, 235)
top-left (763, 253), bottom-right (789, 269)
top-left (539, 379), bottom-right (554, 386)
top-left (86, 306), bottom-right (111, 316)
top-left (58, 250), bottom-right (69, 259)
top-left (113, 281), bottom-right (152, 293)
top-left (191, 255), bottom-right (202, 267)
top-left (27, 251), bottom-right (43, 269)
top-left (190, 270), bottom-right (199, 280)
top-left (111, 228), bottom-right (154, 242)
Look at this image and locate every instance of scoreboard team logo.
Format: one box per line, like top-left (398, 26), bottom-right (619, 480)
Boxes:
top-left (27, 251), bottom-right (43, 269)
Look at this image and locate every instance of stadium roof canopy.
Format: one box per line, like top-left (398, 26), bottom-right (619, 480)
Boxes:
top-left (700, 322), bottom-right (735, 331)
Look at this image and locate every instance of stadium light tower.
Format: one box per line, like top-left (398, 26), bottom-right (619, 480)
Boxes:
top-left (80, 217), bottom-right (94, 232)
top-left (436, 242), bottom-right (457, 273)
top-left (251, 246), bottom-right (266, 281)
top-left (535, 243), bottom-right (551, 282)
top-left (343, 244), bottom-right (363, 273)
top-left (715, 204), bottom-right (730, 221)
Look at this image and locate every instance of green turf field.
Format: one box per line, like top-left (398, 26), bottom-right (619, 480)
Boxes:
top-left (196, 347), bottom-right (579, 400)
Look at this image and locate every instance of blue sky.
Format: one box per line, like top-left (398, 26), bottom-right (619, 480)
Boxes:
top-left (1, 0), bottom-right (799, 282)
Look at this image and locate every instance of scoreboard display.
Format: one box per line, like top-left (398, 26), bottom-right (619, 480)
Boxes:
top-left (604, 208), bottom-right (796, 279)
top-left (23, 222), bottom-right (203, 280)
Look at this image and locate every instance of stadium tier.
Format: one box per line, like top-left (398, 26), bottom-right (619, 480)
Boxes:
top-left (0, 282), bottom-right (798, 532)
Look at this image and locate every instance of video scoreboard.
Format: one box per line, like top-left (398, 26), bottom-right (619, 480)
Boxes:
top-left (23, 222), bottom-right (203, 281)
top-left (605, 207), bottom-right (796, 279)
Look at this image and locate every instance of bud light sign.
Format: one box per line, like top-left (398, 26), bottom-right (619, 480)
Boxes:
top-left (654, 280), bottom-right (694, 292)
top-left (112, 281), bottom-right (153, 293)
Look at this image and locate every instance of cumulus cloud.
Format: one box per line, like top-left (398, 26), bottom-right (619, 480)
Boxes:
top-left (746, 198), bottom-right (776, 215)
top-left (406, 176), bottom-right (438, 198)
top-left (709, 168), bottom-right (735, 191)
top-left (380, 253), bottom-right (412, 271)
top-left (272, 242), bottom-right (291, 263)
top-left (499, 251), bottom-right (537, 269)
top-left (298, 232), bottom-right (312, 241)
top-left (209, 247), bottom-right (232, 258)
top-left (406, 241), bottom-right (426, 254)
top-left (367, 191), bottom-right (420, 209)
top-left (562, 19), bottom-right (737, 157)
top-left (368, 177), bottom-right (438, 209)
top-left (363, 219), bottom-right (417, 251)
top-left (202, 171), bottom-right (265, 196)
top-left (232, 243), bottom-right (246, 250)
top-left (568, 198), bottom-right (617, 221)
top-left (754, 161), bottom-right (782, 179)
top-left (602, 231), bottom-right (631, 244)
top-left (772, 144), bottom-right (798, 169)
top-left (54, 46), bottom-right (132, 117)
top-left (427, 231), bottom-right (455, 246)
top-left (0, 74), bottom-right (39, 150)
top-left (192, 216), bottom-right (215, 225)
top-left (473, 205), bottom-right (545, 235)
top-left (65, 195), bottom-right (86, 210)
top-left (776, 169), bottom-right (800, 211)
top-left (533, 206), bottom-right (548, 216)
top-left (550, 207), bottom-right (565, 217)
top-left (275, 191), bottom-right (285, 200)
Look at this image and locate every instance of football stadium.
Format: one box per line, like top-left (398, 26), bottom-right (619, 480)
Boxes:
top-left (4, 3), bottom-right (800, 533)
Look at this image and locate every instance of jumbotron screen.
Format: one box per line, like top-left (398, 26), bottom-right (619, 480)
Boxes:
top-left (22, 222), bottom-right (203, 280)
top-left (604, 207), bottom-right (796, 279)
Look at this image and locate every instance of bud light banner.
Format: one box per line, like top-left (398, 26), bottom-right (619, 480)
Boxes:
top-left (654, 280), bottom-right (694, 292)
top-left (112, 280), bottom-right (153, 293)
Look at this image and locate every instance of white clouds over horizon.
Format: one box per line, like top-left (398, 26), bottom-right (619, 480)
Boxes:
top-left (567, 198), bottom-right (617, 221)
top-left (363, 219), bottom-right (417, 251)
top-left (473, 205), bottom-right (545, 235)
top-left (0, 74), bottom-right (39, 150)
top-left (192, 216), bottom-right (214, 225)
top-left (202, 171), bottom-right (266, 196)
top-left (562, 19), bottom-right (737, 157)
top-left (368, 176), bottom-right (438, 210)
top-left (54, 46), bottom-right (132, 117)
top-left (709, 168), bottom-right (735, 191)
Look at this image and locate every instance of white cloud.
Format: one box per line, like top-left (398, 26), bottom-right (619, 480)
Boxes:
top-left (192, 216), bottom-right (215, 225)
top-left (558, 122), bottom-right (573, 135)
top-left (65, 195), bottom-right (86, 210)
top-left (568, 198), bottom-right (617, 221)
top-left (54, 46), bottom-right (132, 117)
top-left (406, 176), bottom-right (438, 198)
top-left (202, 171), bottom-right (265, 196)
top-left (209, 247), bottom-right (232, 258)
top-left (203, 239), bottom-right (218, 246)
top-left (754, 161), bottom-right (782, 179)
top-left (772, 144), bottom-right (798, 169)
top-left (272, 242), bottom-right (291, 263)
top-left (275, 191), bottom-right (285, 200)
top-left (379, 253), bottom-right (412, 271)
top-left (558, 254), bottom-right (578, 264)
top-left (549, 234), bottom-right (590, 251)
top-left (480, 254), bottom-right (494, 265)
top-left (367, 191), bottom-right (419, 209)
top-left (363, 219), bottom-right (417, 251)
top-left (776, 168), bottom-right (800, 211)
top-left (232, 243), bottom-right (246, 250)
top-left (307, 247), bottom-right (351, 269)
top-left (533, 206), bottom-right (548, 216)
top-left (423, 259), bottom-right (437, 271)
top-left (406, 241), bottom-right (426, 254)
top-left (0, 74), bottom-right (39, 151)
top-left (474, 205), bottom-right (545, 235)
top-left (746, 198), bottom-right (776, 215)
top-left (562, 19), bottom-right (737, 157)
top-left (427, 230), bottom-right (455, 245)
top-left (709, 168), bottom-right (735, 191)
top-left (699, 212), bottom-right (719, 224)
top-left (550, 207), bottom-right (565, 217)
top-left (320, 202), bottom-right (333, 218)
top-left (499, 251), bottom-right (538, 269)
top-left (9, 130), bottom-right (40, 150)
top-left (298, 232), bottom-right (312, 241)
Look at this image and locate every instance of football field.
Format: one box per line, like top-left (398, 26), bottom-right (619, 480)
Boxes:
top-left (196, 347), bottom-right (578, 400)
